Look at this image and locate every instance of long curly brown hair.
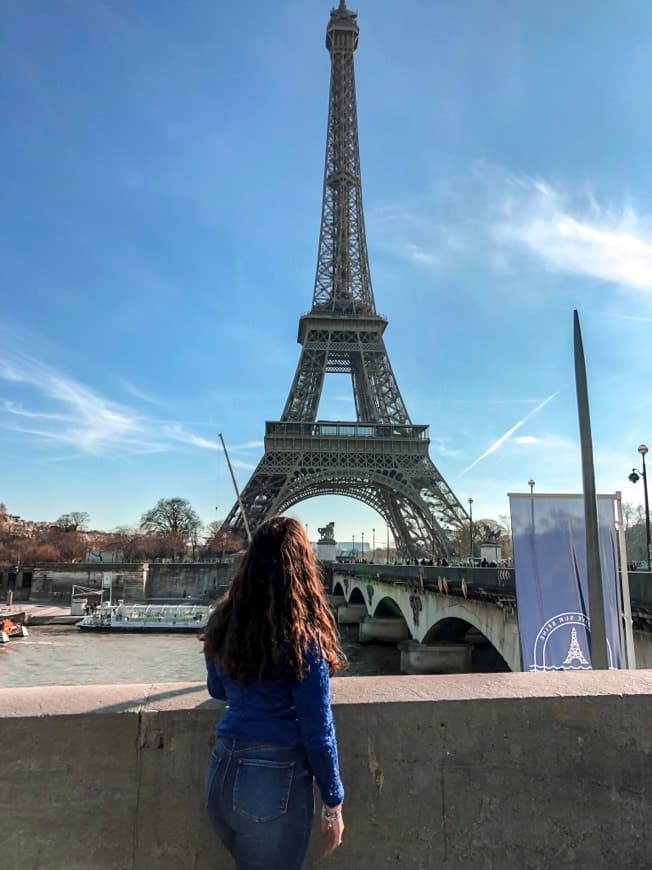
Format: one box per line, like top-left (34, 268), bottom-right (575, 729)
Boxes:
top-left (203, 515), bottom-right (347, 682)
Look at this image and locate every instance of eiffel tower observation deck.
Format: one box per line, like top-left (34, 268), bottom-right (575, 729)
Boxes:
top-left (222, 1), bottom-right (468, 558)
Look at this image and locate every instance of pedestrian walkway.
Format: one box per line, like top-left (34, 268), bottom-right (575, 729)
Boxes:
top-left (0, 603), bottom-right (78, 625)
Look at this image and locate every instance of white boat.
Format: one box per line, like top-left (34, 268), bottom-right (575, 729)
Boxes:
top-left (77, 601), bottom-right (210, 633)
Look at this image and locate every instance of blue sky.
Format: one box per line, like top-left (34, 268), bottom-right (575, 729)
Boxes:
top-left (2, 0), bottom-right (651, 544)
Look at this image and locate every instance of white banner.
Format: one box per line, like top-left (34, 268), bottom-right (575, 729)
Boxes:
top-left (509, 494), bottom-right (623, 670)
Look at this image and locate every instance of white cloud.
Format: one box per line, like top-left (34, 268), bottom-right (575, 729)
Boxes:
top-left (0, 348), bottom-right (260, 462)
top-left (231, 440), bottom-right (264, 451)
top-left (164, 425), bottom-right (220, 451)
top-left (496, 186), bottom-right (652, 292)
top-left (1, 400), bottom-right (70, 422)
top-left (513, 435), bottom-right (539, 445)
top-left (117, 378), bottom-right (163, 406)
top-left (1, 350), bottom-right (147, 454)
top-left (373, 164), bottom-right (652, 295)
top-left (404, 243), bottom-right (439, 267)
top-left (432, 437), bottom-right (463, 457)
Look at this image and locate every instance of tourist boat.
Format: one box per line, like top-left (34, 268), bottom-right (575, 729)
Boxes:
top-left (76, 601), bottom-right (210, 633)
top-left (0, 618), bottom-right (29, 644)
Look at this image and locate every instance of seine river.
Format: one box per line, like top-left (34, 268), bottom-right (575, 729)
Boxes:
top-left (0, 624), bottom-right (400, 689)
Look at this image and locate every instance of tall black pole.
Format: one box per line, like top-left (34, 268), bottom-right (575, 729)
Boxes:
top-left (574, 310), bottom-right (609, 668)
top-left (641, 449), bottom-right (651, 571)
top-left (468, 498), bottom-right (474, 559)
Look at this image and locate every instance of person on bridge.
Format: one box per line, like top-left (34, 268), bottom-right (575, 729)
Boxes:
top-left (203, 515), bottom-right (347, 869)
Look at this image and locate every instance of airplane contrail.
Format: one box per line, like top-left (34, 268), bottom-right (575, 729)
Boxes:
top-left (459, 391), bottom-right (560, 476)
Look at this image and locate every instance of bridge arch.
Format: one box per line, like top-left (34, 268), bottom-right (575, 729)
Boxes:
top-left (346, 582), bottom-right (414, 633)
top-left (372, 595), bottom-right (411, 629)
top-left (423, 615), bottom-right (510, 672)
top-left (332, 581), bottom-right (345, 597)
top-left (348, 586), bottom-right (366, 606)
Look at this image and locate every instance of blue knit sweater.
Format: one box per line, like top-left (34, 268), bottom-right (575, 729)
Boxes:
top-left (206, 648), bottom-right (344, 807)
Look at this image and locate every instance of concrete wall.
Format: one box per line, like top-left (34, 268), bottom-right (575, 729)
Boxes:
top-left (634, 630), bottom-right (652, 668)
top-left (1, 561), bottom-right (233, 603)
top-left (26, 563), bottom-right (147, 602)
top-left (145, 562), bottom-right (232, 599)
top-left (1, 672), bottom-right (650, 869)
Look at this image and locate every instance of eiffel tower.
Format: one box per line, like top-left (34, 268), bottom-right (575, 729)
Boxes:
top-left (562, 627), bottom-right (590, 667)
top-left (221, 1), bottom-right (467, 557)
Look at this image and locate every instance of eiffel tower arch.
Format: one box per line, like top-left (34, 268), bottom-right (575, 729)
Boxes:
top-left (222, 1), bottom-right (468, 558)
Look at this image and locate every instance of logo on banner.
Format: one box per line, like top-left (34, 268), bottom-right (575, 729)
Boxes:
top-left (531, 611), bottom-right (613, 671)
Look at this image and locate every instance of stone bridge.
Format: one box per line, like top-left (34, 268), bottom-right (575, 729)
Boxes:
top-left (332, 564), bottom-right (652, 673)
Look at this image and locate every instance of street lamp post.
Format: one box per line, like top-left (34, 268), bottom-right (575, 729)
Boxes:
top-left (528, 479), bottom-right (535, 496)
top-left (468, 498), bottom-right (474, 561)
top-left (430, 506), bottom-right (435, 563)
top-left (352, 533), bottom-right (355, 561)
top-left (372, 528), bottom-right (375, 563)
top-left (629, 444), bottom-right (651, 571)
top-left (386, 526), bottom-right (390, 564)
top-left (361, 531), bottom-right (365, 561)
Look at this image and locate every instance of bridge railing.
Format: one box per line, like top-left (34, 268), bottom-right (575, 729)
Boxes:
top-left (334, 563), bottom-right (516, 599)
top-left (265, 421), bottom-right (429, 440)
top-left (335, 563), bottom-right (652, 606)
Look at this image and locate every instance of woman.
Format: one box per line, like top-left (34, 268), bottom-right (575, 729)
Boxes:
top-left (203, 516), bottom-right (347, 869)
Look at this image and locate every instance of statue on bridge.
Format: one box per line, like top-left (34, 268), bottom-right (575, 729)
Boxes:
top-left (317, 522), bottom-right (336, 544)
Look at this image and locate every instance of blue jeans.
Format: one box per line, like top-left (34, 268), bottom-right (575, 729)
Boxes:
top-left (205, 738), bottom-right (315, 869)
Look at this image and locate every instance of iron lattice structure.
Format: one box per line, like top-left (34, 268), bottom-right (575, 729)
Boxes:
top-left (222, 1), bottom-right (468, 557)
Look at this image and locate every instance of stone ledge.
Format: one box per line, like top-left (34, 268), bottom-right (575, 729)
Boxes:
top-left (1, 673), bottom-right (651, 869)
top-left (2, 670), bottom-right (652, 719)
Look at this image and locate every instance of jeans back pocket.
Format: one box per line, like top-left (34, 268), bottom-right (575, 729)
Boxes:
top-left (233, 758), bottom-right (295, 823)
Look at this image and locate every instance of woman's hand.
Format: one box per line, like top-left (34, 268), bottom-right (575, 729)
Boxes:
top-left (320, 803), bottom-right (344, 857)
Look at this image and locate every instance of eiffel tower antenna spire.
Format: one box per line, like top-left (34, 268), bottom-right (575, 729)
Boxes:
top-left (220, 4), bottom-right (467, 558)
top-left (315, 0), bottom-right (369, 314)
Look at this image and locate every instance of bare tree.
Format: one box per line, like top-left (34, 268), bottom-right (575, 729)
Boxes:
top-left (202, 521), bottom-right (246, 558)
top-left (204, 520), bottom-right (222, 542)
top-left (623, 502), bottom-right (647, 563)
top-left (85, 531), bottom-right (112, 562)
top-left (448, 516), bottom-right (512, 559)
top-left (140, 498), bottom-right (201, 562)
top-left (55, 512), bottom-right (90, 532)
top-left (43, 527), bottom-right (87, 562)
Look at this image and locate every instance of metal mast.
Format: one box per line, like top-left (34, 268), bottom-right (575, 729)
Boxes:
top-left (220, 2), bottom-right (468, 557)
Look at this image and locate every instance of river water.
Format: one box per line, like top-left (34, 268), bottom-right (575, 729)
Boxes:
top-left (0, 624), bottom-right (400, 689)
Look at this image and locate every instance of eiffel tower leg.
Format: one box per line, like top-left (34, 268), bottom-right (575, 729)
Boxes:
top-left (221, 456), bottom-right (290, 539)
top-left (281, 347), bottom-right (327, 422)
top-left (359, 344), bottom-right (411, 426)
